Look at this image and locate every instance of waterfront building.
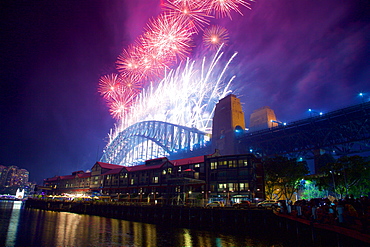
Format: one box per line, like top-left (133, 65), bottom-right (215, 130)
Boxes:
top-left (42, 95), bottom-right (267, 203)
top-left (43, 152), bottom-right (264, 204)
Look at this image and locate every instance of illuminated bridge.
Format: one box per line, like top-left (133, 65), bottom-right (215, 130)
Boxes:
top-left (238, 101), bottom-right (370, 160)
top-left (101, 100), bottom-right (370, 167)
top-left (100, 121), bottom-right (211, 166)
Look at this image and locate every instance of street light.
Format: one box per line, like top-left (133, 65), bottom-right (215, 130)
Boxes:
top-left (359, 93), bottom-right (365, 103)
top-left (308, 109), bottom-right (323, 117)
top-left (270, 120), bottom-right (287, 127)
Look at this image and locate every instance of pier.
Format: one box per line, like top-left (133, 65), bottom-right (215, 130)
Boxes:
top-left (25, 199), bottom-right (370, 246)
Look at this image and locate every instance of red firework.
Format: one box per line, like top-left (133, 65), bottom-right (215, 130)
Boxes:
top-left (142, 13), bottom-right (195, 63)
top-left (98, 73), bottom-right (123, 100)
top-left (116, 43), bottom-right (167, 81)
top-left (207, 0), bottom-right (251, 19)
top-left (119, 73), bottom-right (144, 94)
top-left (116, 45), bottom-right (148, 80)
top-left (108, 85), bottom-right (138, 119)
top-left (203, 25), bottom-right (229, 51)
top-left (163, 0), bottom-right (212, 33)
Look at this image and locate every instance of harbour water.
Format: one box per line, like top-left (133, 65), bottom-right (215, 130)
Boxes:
top-left (0, 200), bottom-right (294, 246)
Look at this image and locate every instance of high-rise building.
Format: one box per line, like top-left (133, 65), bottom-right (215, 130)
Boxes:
top-left (0, 165), bottom-right (29, 187)
top-left (0, 165), bottom-right (7, 186)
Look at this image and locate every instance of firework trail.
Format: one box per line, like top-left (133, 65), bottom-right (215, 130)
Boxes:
top-left (111, 0), bottom-right (249, 90)
top-left (108, 45), bottom-right (237, 143)
top-left (100, 0), bottom-right (253, 147)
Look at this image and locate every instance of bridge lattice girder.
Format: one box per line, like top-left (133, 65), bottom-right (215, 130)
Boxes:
top-left (101, 121), bottom-right (209, 166)
top-left (238, 102), bottom-right (370, 159)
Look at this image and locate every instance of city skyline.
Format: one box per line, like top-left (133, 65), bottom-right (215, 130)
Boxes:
top-left (1, 0), bottom-right (369, 183)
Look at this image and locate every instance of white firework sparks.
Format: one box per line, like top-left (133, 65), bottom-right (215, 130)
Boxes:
top-left (107, 46), bottom-right (237, 144)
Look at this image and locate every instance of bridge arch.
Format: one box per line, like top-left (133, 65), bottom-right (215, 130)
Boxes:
top-left (100, 121), bottom-right (210, 166)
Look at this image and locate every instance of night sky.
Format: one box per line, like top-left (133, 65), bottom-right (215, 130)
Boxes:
top-left (1, 0), bottom-right (369, 184)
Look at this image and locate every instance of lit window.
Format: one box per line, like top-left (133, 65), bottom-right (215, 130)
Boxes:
top-left (162, 170), bottom-right (167, 175)
top-left (130, 179), bottom-right (134, 185)
top-left (211, 162), bottom-right (217, 170)
top-left (153, 177), bottom-right (159, 183)
top-left (228, 160), bottom-right (237, 168)
top-left (218, 183), bottom-right (227, 189)
top-left (239, 160), bottom-right (248, 166)
top-left (239, 183), bottom-right (249, 191)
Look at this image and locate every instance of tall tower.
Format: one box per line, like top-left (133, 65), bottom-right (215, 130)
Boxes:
top-left (249, 106), bottom-right (277, 132)
top-left (212, 94), bottom-right (245, 155)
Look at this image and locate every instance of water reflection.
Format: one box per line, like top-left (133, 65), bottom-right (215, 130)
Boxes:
top-left (0, 201), bottom-right (291, 246)
top-left (5, 201), bottom-right (22, 246)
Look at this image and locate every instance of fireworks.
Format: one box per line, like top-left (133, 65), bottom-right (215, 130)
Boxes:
top-left (143, 13), bottom-right (195, 63)
top-left (108, 46), bottom-right (237, 143)
top-left (110, 0), bottom-right (250, 96)
top-left (100, 0), bottom-right (252, 144)
top-left (207, 0), bottom-right (251, 19)
top-left (98, 74), bottom-right (119, 99)
top-left (203, 25), bottom-right (229, 51)
top-left (163, 0), bottom-right (212, 32)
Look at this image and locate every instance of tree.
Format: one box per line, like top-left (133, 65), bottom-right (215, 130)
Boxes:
top-left (315, 155), bottom-right (370, 198)
top-left (300, 180), bottom-right (327, 200)
top-left (263, 156), bottom-right (310, 201)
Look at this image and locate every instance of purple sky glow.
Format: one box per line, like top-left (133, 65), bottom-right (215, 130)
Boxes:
top-left (1, 0), bottom-right (369, 183)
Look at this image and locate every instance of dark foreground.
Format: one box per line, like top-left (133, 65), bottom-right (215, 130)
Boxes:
top-left (24, 199), bottom-right (370, 246)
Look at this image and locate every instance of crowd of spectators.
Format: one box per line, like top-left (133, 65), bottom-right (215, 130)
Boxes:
top-left (278, 195), bottom-right (370, 234)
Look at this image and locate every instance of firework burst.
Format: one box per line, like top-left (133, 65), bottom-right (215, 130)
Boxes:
top-left (101, 0), bottom-right (252, 126)
top-left (203, 25), bottom-right (229, 51)
top-left (108, 86), bottom-right (138, 120)
top-left (142, 13), bottom-right (195, 62)
top-left (207, 0), bottom-right (251, 19)
top-left (120, 73), bottom-right (144, 94)
top-left (163, 0), bottom-right (212, 33)
top-left (109, 46), bottom-right (237, 142)
top-left (98, 73), bottom-right (122, 100)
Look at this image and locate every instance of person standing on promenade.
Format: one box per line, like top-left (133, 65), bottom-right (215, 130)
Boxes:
top-left (337, 201), bottom-right (344, 224)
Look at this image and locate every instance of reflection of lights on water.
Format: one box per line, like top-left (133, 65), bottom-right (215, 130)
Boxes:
top-left (216, 237), bottom-right (223, 246)
top-left (5, 201), bottom-right (22, 246)
top-left (183, 229), bottom-right (192, 246)
top-left (55, 212), bottom-right (81, 246)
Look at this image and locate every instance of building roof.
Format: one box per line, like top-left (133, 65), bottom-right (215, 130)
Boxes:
top-left (59, 175), bottom-right (75, 180)
top-left (45, 176), bottom-right (59, 182)
top-left (129, 162), bottom-right (167, 172)
top-left (170, 155), bottom-right (205, 166)
top-left (95, 162), bottom-right (122, 170)
top-left (77, 172), bottom-right (91, 178)
top-left (101, 167), bottom-right (124, 176)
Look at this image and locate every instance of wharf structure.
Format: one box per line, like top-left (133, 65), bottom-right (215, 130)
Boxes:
top-left (43, 94), bottom-right (265, 203)
top-left (43, 152), bottom-right (264, 205)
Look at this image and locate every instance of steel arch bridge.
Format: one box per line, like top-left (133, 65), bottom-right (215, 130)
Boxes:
top-left (100, 121), bottom-right (210, 166)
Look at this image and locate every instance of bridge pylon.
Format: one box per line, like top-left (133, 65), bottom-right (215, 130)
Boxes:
top-left (212, 94), bottom-right (245, 155)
